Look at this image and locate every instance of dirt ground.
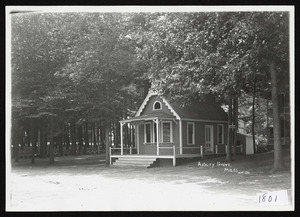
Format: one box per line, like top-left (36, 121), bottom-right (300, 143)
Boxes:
top-left (6, 149), bottom-right (293, 211)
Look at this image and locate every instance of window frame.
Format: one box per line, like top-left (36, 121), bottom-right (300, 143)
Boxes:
top-left (153, 100), bottom-right (162, 111)
top-left (187, 122), bottom-right (195, 145)
top-left (161, 121), bottom-right (173, 143)
top-left (217, 124), bottom-right (224, 144)
top-left (144, 122), bottom-right (152, 143)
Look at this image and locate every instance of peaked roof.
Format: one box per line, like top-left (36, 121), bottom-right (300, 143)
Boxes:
top-left (169, 100), bottom-right (228, 121)
top-left (134, 91), bottom-right (228, 122)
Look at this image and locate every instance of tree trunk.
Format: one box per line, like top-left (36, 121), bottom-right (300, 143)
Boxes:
top-left (30, 119), bottom-right (38, 164)
top-left (26, 125), bottom-right (31, 147)
top-left (65, 124), bottom-right (70, 153)
top-left (78, 125), bottom-right (83, 151)
top-left (226, 97), bottom-right (232, 161)
top-left (270, 61), bottom-right (284, 170)
top-left (100, 125), bottom-right (105, 150)
top-left (62, 130), bottom-right (65, 156)
top-left (20, 128), bottom-right (25, 149)
top-left (233, 97), bottom-right (238, 155)
top-left (93, 123), bottom-right (97, 148)
top-left (12, 124), bottom-right (19, 162)
top-left (112, 122), bottom-right (116, 146)
top-left (83, 123), bottom-right (88, 154)
top-left (49, 115), bottom-right (55, 165)
top-left (70, 122), bottom-right (76, 155)
top-left (58, 133), bottom-right (63, 156)
top-left (252, 88), bottom-right (256, 154)
top-left (266, 99), bottom-right (269, 145)
top-left (90, 123), bottom-right (93, 148)
top-left (115, 122), bottom-right (120, 146)
top-left (85, 123), bottom-right (89, 147)
top-left (105, 121), bottom-right (110, 165)
top-left (40, 123), bottom-right (46, 157)
top-left (96, 123), bottom-right (100, 154)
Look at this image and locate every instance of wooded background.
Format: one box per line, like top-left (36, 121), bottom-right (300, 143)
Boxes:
top-left (10, 12), bottom-right (290, 169)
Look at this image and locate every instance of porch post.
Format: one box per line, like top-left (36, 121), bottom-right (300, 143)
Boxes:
top-left (200, 145), bottom-right (203, 156)
top-left (179, 119), bottom-right (182, 154)
top-left (109, 147), bottom-right (112, 165)
top-left (120, 122), bottom-right (124, 155)
top-left (156, 118), bottom-right (159, 156)
top-left (130, 124), bottom-right (133, 148)
top-left (136, 124), bottom-right (139, 154)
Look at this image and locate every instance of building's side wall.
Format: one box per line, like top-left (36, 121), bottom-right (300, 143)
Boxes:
top-left (181, 120), bottom-right (228, 154)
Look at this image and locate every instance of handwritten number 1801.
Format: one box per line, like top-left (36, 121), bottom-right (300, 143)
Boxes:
top-left (258, 193), bottom-right (278, 203)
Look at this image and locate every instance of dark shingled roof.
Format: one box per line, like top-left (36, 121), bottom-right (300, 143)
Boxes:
top-left (169, 100), bottom-right (228, 121)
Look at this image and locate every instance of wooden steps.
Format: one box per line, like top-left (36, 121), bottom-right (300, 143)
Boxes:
top-left (112, 156), bottom-right (157, 168)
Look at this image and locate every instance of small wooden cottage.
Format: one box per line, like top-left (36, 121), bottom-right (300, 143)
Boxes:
top-left (110, 91), bottom-right (230, 167)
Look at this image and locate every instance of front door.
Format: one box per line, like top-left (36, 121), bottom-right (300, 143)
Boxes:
top-left (205, 125), bottom-right (214, 153)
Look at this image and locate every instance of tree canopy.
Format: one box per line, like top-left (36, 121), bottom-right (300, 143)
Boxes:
top-left (133, 12), bottom-right (289, 104)
top-left (12, 13), bottom-right (146, 125)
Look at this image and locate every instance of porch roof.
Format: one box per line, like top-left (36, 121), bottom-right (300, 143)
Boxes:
top-left (120, 111), bottom-right (176, 123)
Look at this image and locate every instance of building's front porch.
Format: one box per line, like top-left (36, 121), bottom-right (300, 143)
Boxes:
top-left (113, 113), bottom-right (243, 167)
top-left (109, 144), bottom-right (243, 167)
top-left (110, 154), bottom-right (202, 168)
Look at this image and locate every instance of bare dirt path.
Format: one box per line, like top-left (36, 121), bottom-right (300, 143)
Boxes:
top-left (7, 150), bottom-right (293, 211)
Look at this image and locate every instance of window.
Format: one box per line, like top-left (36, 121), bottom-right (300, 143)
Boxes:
top-left (162, 121), bottom-right (172, 142)
top-left (217, 124), bottom-right (224, 144)
top-left (153, 101), bottom-right (162, 110)
top-left (144, 123), bottom-right (151, 143)
top-left (187, 122), bottom-right (195, 144)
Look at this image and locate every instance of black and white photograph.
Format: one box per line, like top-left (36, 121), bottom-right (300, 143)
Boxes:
top-left (5, 6), bottom-right (294, 211)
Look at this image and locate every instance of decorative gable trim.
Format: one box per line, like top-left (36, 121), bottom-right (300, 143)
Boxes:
top-left (161, 97), bottom-right (180, 120)
top-left (135, 91), bottom-right (157, 117)
top-left (135, 91), bottom-right (181, 120)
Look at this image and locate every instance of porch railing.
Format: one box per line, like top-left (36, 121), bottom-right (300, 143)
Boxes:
top-left (110, 144), bottom-right (244, 157)
top-left (159, 144), bottom-right (204, 159)
top-left (109, 146), bottom-right (137, 156)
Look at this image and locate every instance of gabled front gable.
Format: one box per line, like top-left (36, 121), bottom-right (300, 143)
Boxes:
top-left (135, 91), bottom-right (180, 119)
